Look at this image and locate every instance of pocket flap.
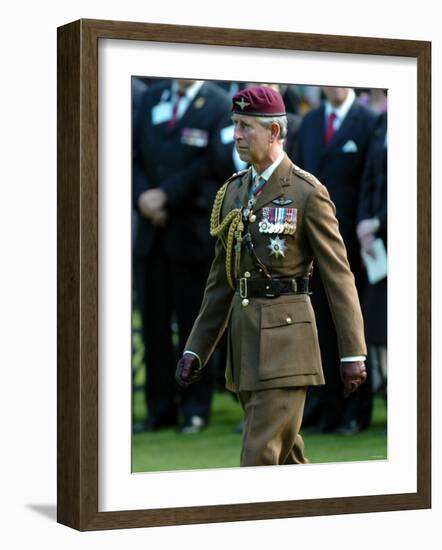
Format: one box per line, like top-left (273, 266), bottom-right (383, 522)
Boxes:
top-left (261, 300), bottom-right (312, 329)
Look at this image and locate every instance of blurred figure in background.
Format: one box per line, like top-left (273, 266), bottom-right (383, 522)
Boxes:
top-left (357, 105), bottom-right (388, 400)
top-left (297, 85), bottom-right (322, 114)
top-left (357, 88), bottom-right (388, 114)
top-left (132, 78), bottom-right (232, 434)
top-left (296, 86), bottom-right (377, 435)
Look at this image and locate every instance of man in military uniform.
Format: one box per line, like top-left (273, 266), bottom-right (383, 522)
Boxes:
top-left (175, 85), bottom-right (367, 466)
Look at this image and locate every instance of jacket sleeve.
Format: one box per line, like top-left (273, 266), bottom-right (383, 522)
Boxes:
top-left (304, 184), bottom-right (367, 357)
top-left (185, 235), bottom-right (235, 366)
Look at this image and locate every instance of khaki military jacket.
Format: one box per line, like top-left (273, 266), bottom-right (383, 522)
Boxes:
top-left (186, 154), bottom-right (366, 392)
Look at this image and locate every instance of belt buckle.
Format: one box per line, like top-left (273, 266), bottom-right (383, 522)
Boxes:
top-left (239, 277), bottom-right (248, 298)
top-left (265, 279), bottom-right (278, 298)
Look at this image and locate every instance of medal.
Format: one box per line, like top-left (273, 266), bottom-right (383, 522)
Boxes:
top-left (259, 207), bottom-right (297, 235)
top-left (268, 236), bottom-right (287, 258)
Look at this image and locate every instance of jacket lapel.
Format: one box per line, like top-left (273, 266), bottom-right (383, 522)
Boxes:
top-left (252, 154), bottom-right (291, 212)
top-left (163, 82), bottom-right (207, 137)
top-left (323, 100), bottom-right (359, 154)
top-left (237, 168), bottom-right (252, 207)
top-left (176, 82), bottom-right (207, 131)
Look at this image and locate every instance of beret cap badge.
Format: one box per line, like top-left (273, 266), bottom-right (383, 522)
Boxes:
top-left (235, 98), bottom-right (251, 111)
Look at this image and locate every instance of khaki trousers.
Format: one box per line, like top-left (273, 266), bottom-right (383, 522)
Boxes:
top-left (238, 387), bottom-right (309, 467)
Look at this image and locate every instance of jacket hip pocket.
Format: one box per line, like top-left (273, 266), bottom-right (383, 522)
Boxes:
top-left (258, 299), bottom-right (320, 381)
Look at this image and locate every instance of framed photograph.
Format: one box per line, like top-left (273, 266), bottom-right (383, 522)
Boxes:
top-left (57, 19), bottom-right (431, 530)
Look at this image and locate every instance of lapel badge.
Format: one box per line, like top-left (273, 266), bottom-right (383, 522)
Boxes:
top-left (268, 236), bottom-right (287, 258)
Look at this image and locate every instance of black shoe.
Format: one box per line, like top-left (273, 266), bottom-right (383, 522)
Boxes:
top-left (177, 415), bottom-right (207, 434)
top-left (334, 419), bottom-right (363, 436)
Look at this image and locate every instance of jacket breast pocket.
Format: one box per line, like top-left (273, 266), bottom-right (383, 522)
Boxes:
top-left (258, 299), bottom-right (320, 381)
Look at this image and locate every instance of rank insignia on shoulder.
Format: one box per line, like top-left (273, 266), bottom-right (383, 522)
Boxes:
top-left (259, 207), bottom-right (297, 235)
top-left (225, 168), bottom-right (250, 186)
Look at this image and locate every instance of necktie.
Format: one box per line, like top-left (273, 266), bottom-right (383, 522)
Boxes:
top-left (252, 175), bottom-right (267, 196)
top-left (168, 89), bottom-right (185, 128)
top-left (325, 112), bottom-right (337, 144)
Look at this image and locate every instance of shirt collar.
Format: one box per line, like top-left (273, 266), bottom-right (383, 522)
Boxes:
top-left (252, 150), bottom-right (286, 182)
top-left (325, 88), bottom-right (356, 122)
top-left (172, 80), bottom-right (204, 102)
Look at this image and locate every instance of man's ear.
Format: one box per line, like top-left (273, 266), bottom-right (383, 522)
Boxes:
top-left (270, 122), bottom-right (281, 143)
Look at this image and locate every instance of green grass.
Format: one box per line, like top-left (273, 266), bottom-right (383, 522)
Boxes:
top-left (132, 390), bottom-right (387, 472)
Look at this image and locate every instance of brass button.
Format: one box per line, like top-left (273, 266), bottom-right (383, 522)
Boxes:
top-left (242, 299), bottom-right (249, 307)
top-left (286, 317), bottom-right (292, 324)
top-left (249, 214), bottom-right (257, 223)
top-left (244, 271), bottom-right (251, 278)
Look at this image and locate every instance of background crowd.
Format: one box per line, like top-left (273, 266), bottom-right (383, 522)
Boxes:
top-left (132, 78), bottom-right (388, 437)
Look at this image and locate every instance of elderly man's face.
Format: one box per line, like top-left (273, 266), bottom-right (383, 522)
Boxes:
top-left (233, 114), bottom-right (271, 166)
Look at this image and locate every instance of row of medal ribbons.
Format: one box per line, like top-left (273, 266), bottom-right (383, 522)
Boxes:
top-left (258, 207), bottom-right (297, 235)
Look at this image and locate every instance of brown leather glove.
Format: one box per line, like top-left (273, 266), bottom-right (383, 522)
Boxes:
top-left (340, 361), bottom-right (367, 398)
top-left (175, 353), bottom-right (203, 388)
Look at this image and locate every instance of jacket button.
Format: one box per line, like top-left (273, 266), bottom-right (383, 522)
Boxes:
top-left (242, 299), bottom-right (249, 307)
top-left (249, 214), bottom-right (257, 223)
top-left (244, 271), bottom-right (251, 278)
top-left (286, 317), bottom-right (292, 324)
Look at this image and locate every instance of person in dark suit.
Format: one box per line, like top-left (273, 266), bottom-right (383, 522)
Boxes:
top-left (133, 78), bottom-right (232, 433)
top-left (357, 110), bottom-right (388, 398)
top-left (295, 87), bottom-right (377, 434)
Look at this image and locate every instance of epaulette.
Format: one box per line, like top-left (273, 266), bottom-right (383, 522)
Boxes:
top-left (292, 164), bottom-right (322, 188)
top-left (224, 168), bottom-right (249, 186)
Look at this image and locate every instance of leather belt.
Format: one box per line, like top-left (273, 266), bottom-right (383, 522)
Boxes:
top-left (235, 277), bottom-right (310, 298)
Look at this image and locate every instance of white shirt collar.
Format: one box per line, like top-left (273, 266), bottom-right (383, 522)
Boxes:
top-left (172, 80), bottom-right (204, 102)
top-left (325, 88), bottom-right (356, 124)
top-left (252, 150), bottom-right (285, 182)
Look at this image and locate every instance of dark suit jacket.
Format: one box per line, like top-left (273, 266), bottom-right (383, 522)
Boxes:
top-left (357, 112), bottom-right (387, 246)
top-left (133, 80), bottom-right (232, 260)
top-left (295, 99), bottom-right (377, 268)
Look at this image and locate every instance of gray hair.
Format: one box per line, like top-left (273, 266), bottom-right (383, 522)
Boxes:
top-left (255, 115), bottom-right (288, 140)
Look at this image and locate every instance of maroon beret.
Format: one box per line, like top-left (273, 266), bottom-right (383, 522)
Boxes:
top-left (232, 85), bottom-right (286, 117)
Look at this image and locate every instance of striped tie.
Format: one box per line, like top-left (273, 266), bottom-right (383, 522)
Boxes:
top-left (252, 175), bottom-right (266, 196)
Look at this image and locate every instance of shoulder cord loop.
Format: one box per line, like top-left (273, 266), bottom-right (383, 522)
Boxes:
top-left (210, 182), bottom-right (244, 289)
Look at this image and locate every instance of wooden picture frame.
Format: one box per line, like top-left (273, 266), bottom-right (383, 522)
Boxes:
top-left (57, 18), bottom-right (431, 531)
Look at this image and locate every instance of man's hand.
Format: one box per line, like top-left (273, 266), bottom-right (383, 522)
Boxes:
top-left (357, 218), bottom-right (380, 259)
top-left (356, 217), bottom-right (380, 241)
top-left (138, 189), bottom-right (168, 220)
top-left (360, 233), bottom-right (376, 258)
top-left (340, 361), bottom-right (367, 398)
top-left (175, 353), bottom-right (203, 388)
